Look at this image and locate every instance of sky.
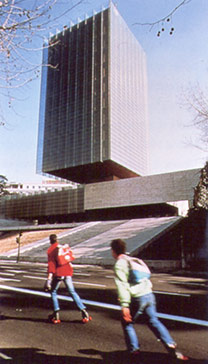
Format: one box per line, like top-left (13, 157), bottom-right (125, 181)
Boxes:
top-left (0, 0), bottom-right (208, 183)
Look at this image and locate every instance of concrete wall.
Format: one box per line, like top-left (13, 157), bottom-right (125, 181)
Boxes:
top-left (0, 186), bottom-right (85, 220)
top-left (0, 169), bottom-right (201, 221)
top-left (85, 168), bottom-right (201, 210)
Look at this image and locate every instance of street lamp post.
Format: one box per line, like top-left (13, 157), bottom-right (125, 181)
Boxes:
top-left (16, 232), bottom-right (22, 263)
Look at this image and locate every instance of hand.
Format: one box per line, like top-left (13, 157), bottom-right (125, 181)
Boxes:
top-left (121, 307), bottom-right (132, 323)
top-left (44, 278), bottom-right (52, 292)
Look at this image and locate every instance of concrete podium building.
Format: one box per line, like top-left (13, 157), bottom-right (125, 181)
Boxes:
top-left (37, 3), bottom-right (149, 184)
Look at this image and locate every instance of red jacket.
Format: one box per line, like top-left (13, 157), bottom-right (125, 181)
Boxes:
top-left (47, 242), bottom-right (73, 277)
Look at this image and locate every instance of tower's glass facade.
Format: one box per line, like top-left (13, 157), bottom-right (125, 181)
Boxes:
top-left (37, 4), bottom-right (149, 183)
top-left (110, 5), bottom-right (148, 175)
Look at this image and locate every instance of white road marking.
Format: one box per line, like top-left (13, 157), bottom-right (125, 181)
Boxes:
top-left (73, 281), bottom-right (106, 287)
top-left (23, 275), bottom-right (106, 287)
top-left (0, 284), bottom-right (207, 327)
top-left (73, 272), bottom-right (91, 276)
top-left (0, 352), bottom-right (12, 360)
top-left (0, 272), bottom-right (15, 276)
top-left (154, 290), bottom-right (190, 297)
top-left (0, 278), bottom-right (21, 282)
top-left (23, 275), bottom-right (46, 280)
top-left (169, 280), bottom-right (207, 287)
top-left (5, 269), bottom-right (27, 274)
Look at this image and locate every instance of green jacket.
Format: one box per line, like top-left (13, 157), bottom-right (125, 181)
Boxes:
top-left (114, 254), bottom-right (152, 308)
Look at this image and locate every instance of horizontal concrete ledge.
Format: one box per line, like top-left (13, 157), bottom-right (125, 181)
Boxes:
top-left (0, 223), bottom-right (82, 232)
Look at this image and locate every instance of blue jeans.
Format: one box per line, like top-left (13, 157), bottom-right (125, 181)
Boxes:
top-left (121, 293), bottom-right (175, 353)
top-left (51, 276), bottom-right (86, 312)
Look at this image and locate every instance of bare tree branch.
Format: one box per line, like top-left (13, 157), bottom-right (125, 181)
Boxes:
top-left (133, 0), bottom-right (193, 36)
top-left (183, 85), bottom-right (208, 153)
top-left (0, 0), bottom-right (84, 92)
top-left (0, 0), bottom-right (84, 125)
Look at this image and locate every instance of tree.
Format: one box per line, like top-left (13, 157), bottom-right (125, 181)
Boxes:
top-left (0, 0), bottom-right (83, 124)
top-left (184, 86), bottom-right (208, 154)
top-left (193, 162), bottom-right (208, 210)
top-left (133, 0), bottom-right (193, 37)
top-left (0, 175), bottom-right (9, 196)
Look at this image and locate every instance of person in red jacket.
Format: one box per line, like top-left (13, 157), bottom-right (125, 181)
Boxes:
top-left (45, 234), bottom-right (91, 324)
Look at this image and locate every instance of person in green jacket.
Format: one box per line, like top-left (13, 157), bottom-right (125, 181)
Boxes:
top-left (111, 238), bottom-right (188, 363)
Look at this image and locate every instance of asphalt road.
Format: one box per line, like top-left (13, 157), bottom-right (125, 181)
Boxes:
top-left (0, 261), bottom-right (207, 364)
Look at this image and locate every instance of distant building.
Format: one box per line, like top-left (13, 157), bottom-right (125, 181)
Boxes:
top-left (6, 179), bottom-right (77, 196)
top-left (37, 3), bottom-right (149, 184)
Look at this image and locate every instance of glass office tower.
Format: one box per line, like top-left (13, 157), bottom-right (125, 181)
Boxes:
top-left (37, 4), bottom-right (149, 184)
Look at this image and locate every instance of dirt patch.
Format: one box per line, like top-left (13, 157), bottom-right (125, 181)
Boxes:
top-left (0, 230), bottom-right (68, 254)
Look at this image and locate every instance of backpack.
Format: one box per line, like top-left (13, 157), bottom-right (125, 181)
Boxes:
top-left (56, 244), bottom-right (75, 266)
top-left (123, 255), bottom-right (151, 284)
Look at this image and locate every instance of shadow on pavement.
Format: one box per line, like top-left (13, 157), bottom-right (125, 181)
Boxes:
top-left (0, 314), bottom-right (85, 325)
top-left (0, 348), bottom-right (99, 364)
top-left (79, 349), bottom-right (207, 364)
top-left (0, 348), bottom-right (207, 364)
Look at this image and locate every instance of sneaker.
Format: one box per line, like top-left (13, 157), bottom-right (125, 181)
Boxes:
top-left (167, 344), bottom-right (188, 361)
top-left (174, 351), bottom-right (189, 361)
top-left (81, 309), bottom-right (92, 323)
top-left (48, 312), bottom-right (61, 324)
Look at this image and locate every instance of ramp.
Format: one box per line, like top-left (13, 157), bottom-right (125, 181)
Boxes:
top-left (72, 216), bottom-right (182, 265)
top-left (0, 217), bottom-right (182, 265)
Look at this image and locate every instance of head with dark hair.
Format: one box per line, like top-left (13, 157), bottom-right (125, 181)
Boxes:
top-left (111, 239), bottom-right (126, 257)
top-left (49, 234), bottom-right (57, 244)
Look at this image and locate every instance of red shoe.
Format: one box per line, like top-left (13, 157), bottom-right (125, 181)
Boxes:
top-left (174, 351), bottom-right (189, 361)
top-left (167, 345), bottom-right (189, 361)
top-left (81, 309), bottom-right (92, 323)
top-left (48, 312), bottom-right (61, 324)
